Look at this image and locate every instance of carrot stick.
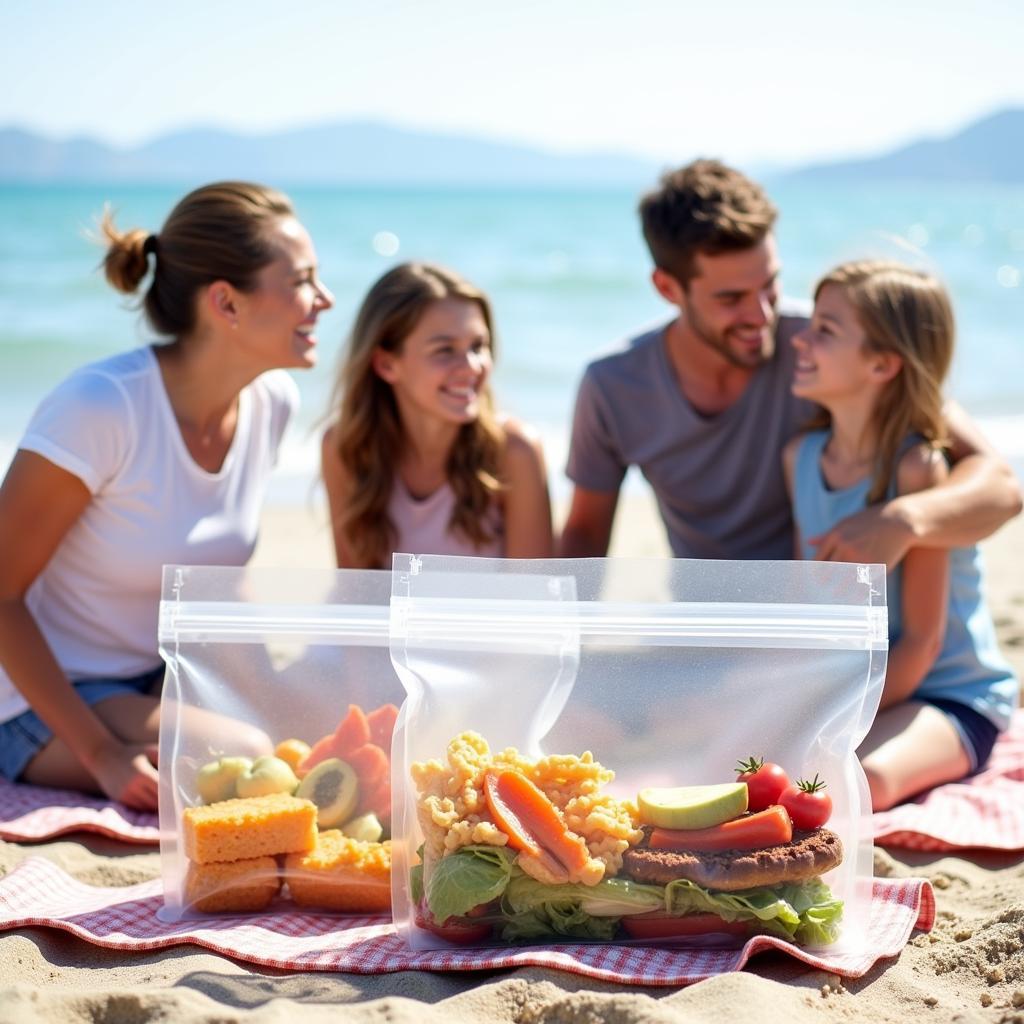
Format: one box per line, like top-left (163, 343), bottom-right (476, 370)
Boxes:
top-left (649, 804), bottom-right (793, 853)
top-left (484, 770), bottom-right (590, 878)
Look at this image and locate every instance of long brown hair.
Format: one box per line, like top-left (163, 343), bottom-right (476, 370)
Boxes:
top-left (100, 181), bottom-right (295, 337)
top-left (326, 262), bottom-right (505, 568)
top-left (807, 260), bottom-right (953, 503)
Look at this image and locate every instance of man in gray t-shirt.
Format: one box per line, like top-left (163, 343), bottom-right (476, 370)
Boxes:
top-left (560, 159), bottom-right (1020, 564)
top-left (567, 310), bottom-right (812, 559)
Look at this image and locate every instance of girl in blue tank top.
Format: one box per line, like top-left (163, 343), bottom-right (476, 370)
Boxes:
top-left (782, 260), bottom-right (1017, 811)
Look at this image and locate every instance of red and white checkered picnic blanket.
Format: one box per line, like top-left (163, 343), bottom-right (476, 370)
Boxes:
top-left (0, 778), bottom-right (159, 844)
top-left (0, 857), bottom-right (932, 984)
top-left (873, 709), bottom-right (1024, 852)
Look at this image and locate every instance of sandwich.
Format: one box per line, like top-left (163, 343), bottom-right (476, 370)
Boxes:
top-left (615, 779), bottom-right (844, 945)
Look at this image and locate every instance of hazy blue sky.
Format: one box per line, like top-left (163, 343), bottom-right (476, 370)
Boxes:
top-left (5, 0), bottom-right (1022, 166)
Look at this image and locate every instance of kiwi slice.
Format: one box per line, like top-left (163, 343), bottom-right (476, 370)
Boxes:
top-left (296, 757), bottom-right (358, 828)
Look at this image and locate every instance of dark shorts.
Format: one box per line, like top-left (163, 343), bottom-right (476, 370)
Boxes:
top-left (922, 696), bottom-right (1000, 773)
top-left (0, 666), bottom-right (164, 782)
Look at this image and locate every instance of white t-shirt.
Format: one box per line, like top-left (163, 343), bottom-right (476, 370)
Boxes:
top-left (0, 346), bottom-right (299, 724)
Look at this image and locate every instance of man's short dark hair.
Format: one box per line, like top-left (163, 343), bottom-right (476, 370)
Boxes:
top-left (639, 159), bottom-right (778, 287)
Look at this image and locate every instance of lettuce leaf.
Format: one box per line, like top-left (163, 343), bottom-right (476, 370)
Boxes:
top-left (495, 874), bottom-right (662, 941)
top-left (425, 845), bottom-right (518, 923)
top-left (501, 902), bottom-right (620, 942)
top-left (664, 877), bottom-right (844, 944)
top-left (409, 862), bottom-right (424, 907)
top-left (504, 874), bottom-right (664, 917)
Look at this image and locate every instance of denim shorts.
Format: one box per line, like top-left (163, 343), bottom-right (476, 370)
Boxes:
top-left (0, 666), bottom-right (164, 782)
top-left (923, 696), bottom-right (1000, 773)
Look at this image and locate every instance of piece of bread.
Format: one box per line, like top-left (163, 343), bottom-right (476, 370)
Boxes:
top-left (284, 829), bottom-right (391, 913)
top-left (183, 793), bottom-right (318, 865)
top-left (184, 855), bottom-right (280, 913)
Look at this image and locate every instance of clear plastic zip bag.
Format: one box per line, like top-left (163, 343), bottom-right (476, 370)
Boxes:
top-left (389, 555), bottom-right (887, 952)
top-left (157, 565), bottom-right (400, 921)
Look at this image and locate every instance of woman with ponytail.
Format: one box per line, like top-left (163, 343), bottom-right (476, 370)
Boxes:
top-left (0, 182), bottom-right (333, 807)
top-left (321, 262), bottom-right (552, 568)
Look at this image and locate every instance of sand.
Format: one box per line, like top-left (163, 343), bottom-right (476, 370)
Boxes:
top-left (1, 494), bottom-right (1023, 1023)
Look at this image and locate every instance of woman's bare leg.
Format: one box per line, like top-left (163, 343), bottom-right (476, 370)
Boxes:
top-left (859, 700), bottom-right (971, 811)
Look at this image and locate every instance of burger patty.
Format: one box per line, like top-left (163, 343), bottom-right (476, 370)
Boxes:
top-left (621, 828), bottom-right (843, 892)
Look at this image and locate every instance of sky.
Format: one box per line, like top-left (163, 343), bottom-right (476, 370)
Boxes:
top-left (3, 0), bottom-right (1023, 167)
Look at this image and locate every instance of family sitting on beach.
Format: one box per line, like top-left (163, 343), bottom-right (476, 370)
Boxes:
top-left (0, 162), bottom-right (1018, 818)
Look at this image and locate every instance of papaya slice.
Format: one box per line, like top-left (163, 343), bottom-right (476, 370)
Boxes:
top-left (332, 704), bottom-right (372, 757)
top-left (358, 773), bottom-right (392, 821)
top-left (299, 705), bottom-right (373, 774)
top-left (346, 743), bottom-right (389, 791)
top-left (366, 703), bottom-right (399, 750)
top-left (350, 747), bottom-right (390, 819)
top-left (298, 731), bottom-right (338, 774)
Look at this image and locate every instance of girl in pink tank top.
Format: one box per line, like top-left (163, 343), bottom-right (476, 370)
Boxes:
top-left (321, 262), bottom-right (553, 568)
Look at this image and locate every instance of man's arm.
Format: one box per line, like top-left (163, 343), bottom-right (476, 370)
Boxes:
top-left (558, 485), bottom-right (620, 557)
top-left (810, 402), bottom-right (1022, 569)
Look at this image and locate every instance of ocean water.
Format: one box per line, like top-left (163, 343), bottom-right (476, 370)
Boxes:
top-left (1, 181), bottom-right (1022, 501)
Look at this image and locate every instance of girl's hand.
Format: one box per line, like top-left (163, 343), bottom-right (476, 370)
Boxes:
top-left (90, 742), bottom-right (160, 810)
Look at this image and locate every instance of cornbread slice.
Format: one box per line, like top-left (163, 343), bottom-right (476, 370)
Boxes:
top-left (183, 793), bottom-right (318, 865)
top-left (284, 830), bottom-right (391, 912)
top-left (184, 855), bottom-right (280, 913)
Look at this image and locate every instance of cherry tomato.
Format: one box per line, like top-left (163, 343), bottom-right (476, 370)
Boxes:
top-left (779, 774), bottom-right (833, 829)
top-left (621, 912), bottom-right (749, 941)
top-left (414, 901), bottom-right (493, 944)
top-left (735, 756), bottom-right (791, 812)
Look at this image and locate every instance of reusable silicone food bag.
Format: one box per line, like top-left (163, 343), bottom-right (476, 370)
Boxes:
top-left (389, 555), bottom-right (888, 953)
top-left (157, 565), bottom-right (400, 921)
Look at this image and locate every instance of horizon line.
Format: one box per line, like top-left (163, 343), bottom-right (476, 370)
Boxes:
top-left (4, 103), bottom-right (1021, 175)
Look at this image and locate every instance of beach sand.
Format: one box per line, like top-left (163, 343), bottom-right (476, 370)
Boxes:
top-left (1, 494), bottom-right (1022, 1023)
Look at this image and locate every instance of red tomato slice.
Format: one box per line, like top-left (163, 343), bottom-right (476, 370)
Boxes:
top-left (621, 912), bottom-right (749, 941)
top-left (414, 901), bottom-right (492, 944)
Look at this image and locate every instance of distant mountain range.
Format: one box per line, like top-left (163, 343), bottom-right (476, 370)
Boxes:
top-left (1, 108), bottom-right (1021, 186)
top-left (0, 122), bottom-right (658, 187)
top-left (779, 108), bottom-right (1023, 184)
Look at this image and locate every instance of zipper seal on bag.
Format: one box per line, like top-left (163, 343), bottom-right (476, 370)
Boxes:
top-left (159, 598), bottom-right (887, 650)
top-left (158, 602), bottom-right (393, 646)
top-left (391, 599), bottom-right (888, 650)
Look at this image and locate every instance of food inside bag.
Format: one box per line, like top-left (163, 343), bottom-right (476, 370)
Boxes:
top-left (390, 555), bottom-right (888, 950)
top-left (158, 566), bottom-right (402, 919)
top-left (410, 733), bottom-right (843, 946)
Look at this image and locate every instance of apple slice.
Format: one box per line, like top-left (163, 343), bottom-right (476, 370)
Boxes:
top-left (234, 755), bottom-right (300, 799)
top-left (637, 782), bottom-right (748, 830)
top-left (195, 756), bottom-right (252, 804)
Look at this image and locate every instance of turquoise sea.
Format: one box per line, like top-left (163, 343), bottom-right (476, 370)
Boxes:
top-left (1, 182), bottom-right (1022, 500)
